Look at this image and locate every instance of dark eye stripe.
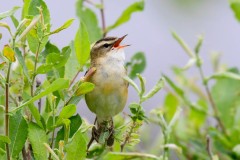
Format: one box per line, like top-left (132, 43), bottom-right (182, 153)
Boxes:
top-left (103, 43), bottom-right (110, 48)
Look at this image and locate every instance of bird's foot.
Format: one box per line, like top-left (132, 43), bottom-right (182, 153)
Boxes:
top-left (87, 126), bottom-right (101, 152)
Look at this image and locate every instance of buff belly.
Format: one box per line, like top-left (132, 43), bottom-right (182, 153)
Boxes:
top-left (85, 64), bottom-right (128, 122)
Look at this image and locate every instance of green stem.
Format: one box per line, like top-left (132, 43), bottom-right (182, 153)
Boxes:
top-left (163, 131), bottom-right (169, 160)
top-left (5, 39), bottom-right (16, 160)
top-left (31, 42), bottom-right (41, 96)
top-left (49, 101), bottom-right (56, 160)
top-left (5, 62), bottom-right (12, 160)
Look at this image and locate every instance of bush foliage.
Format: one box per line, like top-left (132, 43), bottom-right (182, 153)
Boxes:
top-left (0, 0), bottom-right (240, 160)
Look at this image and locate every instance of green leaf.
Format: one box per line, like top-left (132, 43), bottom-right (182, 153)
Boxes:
top-left (164, 93), bottom-right (179, 122)
top-left (123, 76), bottom-right (140, 93)
top-left (75, 82), bottom-right (95, 96)
top-left (194, 35), bottom-right (204, 54)
top-left (27, 0), bottom-right (50, 53)
top-left (137, 74), bottom-right (146, 96)
top-left (163, 74), bottom-right (184, 98)
top-left (15, 48), bottom-right (31, 82)
top-left (28, 103), bottom-right (43, 128)
top-left (0, 62), bottom-right (6, 70)
top-left (22, 0), bottom-right (31, 19)
top-left (3, 44), bottom-right (15, 62)
top-left (48, 18), bottom-right (74, 35)
top-left (10, 15), bottom-right (19, 28)
top-left (182, 58), bottom-right (196, 70)
top-left (233, 144), bottom-right (240, 156)
top-left (0, 135), bottom-right (10, 144)
top-left (41, 41), bottom-right (60, 59)
top-left (189, 100), bottom-right (207, 129)
top-left (56, 104), bottom-right (77, 126)
top-left (102, 152), bottom-right (159, 160)
top-left (74, 22), bottom-right (90, 67)
top-left (37, 46), bottom-right (71, 74)
top-left (65, 129), bottom-right (87, 160)
top-left (172, 31), bottom-right (195, 58)
top-left (9, 111), bottom-right (28, 158)
top-left (128, 52), bottom-right (146, 79)
top-left (0, 22), bottom-right (12, 36)
top-left (206, 72), bottom-right (240, 82)
top-left (129, 103), bottom-right (140, 114)
top-left (17, 15), bottom-right (41, 42)
top-left (168, 107), bottom-right (182, 131)
top-left (11, 78), bottom-right (69, 112)
top-left (28, 0), bottom-right (50, 25)
top-left (230, 0), bottom-right (240, 21)
top-left (0, 6), bottom-right (20, 20)
top-left (59, 104), bottom-right (77, 120)
top-left (28, 122), bottom-right (48, 160)
top-left (15, 18), bottom-right (30, 37)
top-left (211, 70), bottom-right (240, 128)
top-left (107, 0), bottom-right (144, 31)
top-left (65, 41), bottom-right (79, 80)
top-left (141, 77), bottom-right (164, 102)
top-left (76, 0), bottom-right (102, 42)
top-left (55, 114), bottom-right (82, 148)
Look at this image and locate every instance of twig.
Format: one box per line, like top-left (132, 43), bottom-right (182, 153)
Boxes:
top-left (36, 79), bottom-right (41, 112)
top-left (21, 146), bottom-right (28, 160)
top-left (5, 62), bottom-right (12, 160)
top-left (163, 132), bottom-right (169, 160)
top-left (206, 135), bottom-right (213, 160)
top-left (69, 69), bottom-right (81, 88)
top-left (197, 65), bottom-right (227, 136)
top-left (120, 121), bottom-right (136, 152)
top-left (100, 0), bottom-right (106, 37)
top-left (31, 42), bottom-right (41, 97)
top-left (0, 82), bottom-right (18, 106)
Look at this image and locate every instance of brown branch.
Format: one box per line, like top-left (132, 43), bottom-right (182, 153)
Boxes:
top-left (206, 135), bottom-right (213, 160)
top-left (100, 0), bottom-right (106, 37)
top-left (69, 69), bottom-right (81, 88)
top-left (36, 79), bottom-right (42, 112)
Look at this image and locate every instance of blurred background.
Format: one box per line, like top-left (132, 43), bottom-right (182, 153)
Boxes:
top-left (1, 0), bottom-right (239, 121)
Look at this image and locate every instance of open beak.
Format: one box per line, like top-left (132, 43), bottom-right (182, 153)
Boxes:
top-left (113, 34), bottom-right (130, 49)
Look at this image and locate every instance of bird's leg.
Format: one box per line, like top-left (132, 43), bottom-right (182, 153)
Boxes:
top-left (107, 118), bottom-right (115, 146)
top-left (94, 117), bottom-right (97, 125)
top-left (87, 117), bottom-right (100, 151)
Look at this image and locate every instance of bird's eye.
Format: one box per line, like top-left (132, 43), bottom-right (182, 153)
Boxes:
top-left (103, 43), bottom-right (109, 48)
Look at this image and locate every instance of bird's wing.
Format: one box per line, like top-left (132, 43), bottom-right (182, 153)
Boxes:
top-left (82, 67), bottom-right (97, 82)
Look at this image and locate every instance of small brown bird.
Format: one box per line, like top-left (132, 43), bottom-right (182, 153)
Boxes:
top-left (84, 35), bottom-right (129, 149)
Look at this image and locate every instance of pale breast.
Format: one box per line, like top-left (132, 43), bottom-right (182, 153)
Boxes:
top-left (92, 56), bottom-right (127, 90)
top-left (85, 56), bottom-right (128, 121)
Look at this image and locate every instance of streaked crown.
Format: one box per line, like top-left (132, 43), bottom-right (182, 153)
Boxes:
top-left (90, 37), bottom-right (119, 60)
